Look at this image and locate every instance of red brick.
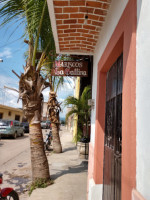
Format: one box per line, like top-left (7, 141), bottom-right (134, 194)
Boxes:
top-left (86, 1), bottom-right (102, 7)
top-left (87, 38), bottom-right (96, 43)
top-left (70, 24), bottom-right (82, 29)
top-left (56, 20), bottom-right (63, 25)
top-left (70, 1), bottom-right (85, 6)
top-left (76, 37), bottom-right (87, 40)
top-left (71, 40), bottom-right (81, 44)
top-left (88, 14), bottom-right (99, 21)
top-left (57, 30), bottom-right (63, 34)
top-left (70, 47), bottom-right (80, 50)
top-left (94, 9), bottom-right (107, 15)
top-left (59, 38), bottom-right (63, 41)
top-left (96, 0), bottom-right (111, 3)
top-left (96, 27), bottom-right (101, 32)
top-left (79, 7), bottom-right (94, 14)
top-left (64, 7), bottom-right (78, 13)
top-left (83, 25), bottom-right (96, 30)
top-left (93, 42), bottom-right (97, 46)
top-left (57, 25), bottom-right (69, 29)
top-left (56, 14), bottom-right (69, 19)
top-left (64, 19), bottom-right (77, 24)
top-left (70, 13), bottom-right (84, 19)
top-left (77, 29), bottom-right (89, 33)
top-left (59, 41), bottom-right (69, 45)
top-left (82, 41), bottom-right (93, 46)
top-left (53, 1), bottom-right (68, 6)
top-left (59, 45), bottom-right (65, 48)
top-left (94, 35), bottom-right (99, 40)
top-left (65, 44), bottom-right (76, 47)
top-left (80, 47), bottom-right (88, 51)
top-left (102, 3), bottom-right (110, 10)
top-left (64, 29), bottom-right (77, 33)
top-left (60, 48), bottom-right (70, 51)
top-left (99, 16), bottom-right (105, 21)
top-left (70, 33), bottom-right (81, 37)
top-left (87, 48), bottom-right (94, 52)
top-left (58, 33), bottom-right (69, 37)
top-left (89, 30), bottom-right (99, 35)
top-left (78, 19), bottom-right (84, 24)
top-left (54, 7), bottom-right (62, 13)
top-left (87, 45), bottom-right (94, 49)
top-left (92, 21), bottom-right (103, 26)
top-left (82, 33), bottom-right (93, 38)
top-left (64, 37), bottom-right (75, 41)
top-left (87, 20), bottom-right (92, 25)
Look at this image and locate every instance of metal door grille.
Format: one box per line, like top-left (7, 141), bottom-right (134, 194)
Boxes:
top-left (103, 54), bottom-right (123, 200)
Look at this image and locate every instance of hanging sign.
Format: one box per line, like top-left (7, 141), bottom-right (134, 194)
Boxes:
top-left (51, 61), bottom-right (88, 77)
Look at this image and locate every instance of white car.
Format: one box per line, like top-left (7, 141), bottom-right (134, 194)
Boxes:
top-left (0, 120), bottom-right (24, 139)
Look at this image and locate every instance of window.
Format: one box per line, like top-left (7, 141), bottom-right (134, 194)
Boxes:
top-left (0, 113), bottom-right (3, 119)
top-left (15, 115), bottom-right (20, 121)
top-left (8, 111), bottom-right (11, 116)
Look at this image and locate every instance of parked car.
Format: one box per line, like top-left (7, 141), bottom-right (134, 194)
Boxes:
top-left (20, 122), bottom-right (29, 133)
top-left (46, 120), bottom-right (52, 129)
top-left (41, 120), bottom-right (51, 129)
top-left (0, 120), bottom-right (24, 139)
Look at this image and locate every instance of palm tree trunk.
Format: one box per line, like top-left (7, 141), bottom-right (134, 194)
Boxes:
top-left (51, 122), bottom-right (62, 153)
top-left (29, 123), bottom-right (50, 181)
top-left (48, 91), bottom-right (62, 153)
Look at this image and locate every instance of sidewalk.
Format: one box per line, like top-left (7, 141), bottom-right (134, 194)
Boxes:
top-left (29, 126), bottom-right (88, 200)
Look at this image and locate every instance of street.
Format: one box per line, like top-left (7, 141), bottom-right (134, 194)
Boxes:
top-left (0, 129), bottom-right (50, 200)
top-left (0, 133), bottom-right (31, 199)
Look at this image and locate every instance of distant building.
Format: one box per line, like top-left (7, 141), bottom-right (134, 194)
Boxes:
top-left (41, 102), bottom-right (48, 121)
top-left (66, 107), bottom-right (74, 133)
top-left (0, 104), bottom-right (23, 122)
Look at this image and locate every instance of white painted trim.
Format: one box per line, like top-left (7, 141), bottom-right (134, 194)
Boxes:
top-left (136, 0), bottom-right (150, 199)
top-left (59, 51), bottom-right (94, 55)
top-left (88, 179), bottom-right (103, 200)
top-left (47, 0), bottom-right (60, 53)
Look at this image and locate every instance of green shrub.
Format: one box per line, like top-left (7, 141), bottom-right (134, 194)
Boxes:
top-left (28, 178), bottom-right (54, 195)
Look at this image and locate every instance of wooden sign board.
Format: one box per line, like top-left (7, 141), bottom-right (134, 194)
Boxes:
top-left (51, 61), bottom-right (88, 77)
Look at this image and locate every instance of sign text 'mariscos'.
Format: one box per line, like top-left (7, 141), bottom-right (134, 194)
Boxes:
top-left (51, 61), bottom-right (88, 77)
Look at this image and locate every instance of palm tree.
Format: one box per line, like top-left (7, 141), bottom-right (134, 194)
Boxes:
top-left (41, 66), bottom-right (64, 153)
top-left (0, 0), bottom-right (55, 181)
top-left (64, 85), bottom-right (91, 143)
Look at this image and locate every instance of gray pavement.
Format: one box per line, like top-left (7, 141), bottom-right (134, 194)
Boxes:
top-left (29, 126), bottom-right (88, 200)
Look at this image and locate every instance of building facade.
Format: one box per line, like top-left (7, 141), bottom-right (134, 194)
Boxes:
top-left (47, 0), bottom-right (149, 199)
top-left (0, 104), bottom-right (23, 122)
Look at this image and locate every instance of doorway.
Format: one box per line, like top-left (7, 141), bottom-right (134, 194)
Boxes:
top-left (103, 54), bottom-right (123, 200)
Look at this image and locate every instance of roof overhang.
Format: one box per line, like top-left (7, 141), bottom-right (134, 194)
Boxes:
top-left (47, 0), bottom-right (111, 55)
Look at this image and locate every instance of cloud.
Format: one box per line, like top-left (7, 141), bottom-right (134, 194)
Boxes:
top-left (0, 47), bottom-right (12, 58)
top-left (0, 74), bottom-right (75, 119)
top-left (0, 74), bottom-right (20, 108)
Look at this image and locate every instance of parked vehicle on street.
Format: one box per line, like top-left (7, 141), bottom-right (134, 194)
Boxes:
top-left (46, 120), bottom-right (52, 129)
top-left (41, 120), bottom-right (51, 129)
top-left (20, 122), bottom-right (29, 133)
top-left (44, 129), bottom-right (53, 151)
top-left (0, 120), bottom-right (24, 139)
top-left (0, 173), bottom-right (19, 200)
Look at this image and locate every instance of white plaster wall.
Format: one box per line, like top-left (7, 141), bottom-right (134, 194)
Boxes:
top-left (136, 1), bottom-right (150, 199)
top-left (88, 179), bottom-right (103, 200)
top-left (90, 0), bottom-right (129, 145)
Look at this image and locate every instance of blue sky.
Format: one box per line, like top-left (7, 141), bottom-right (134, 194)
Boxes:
top-left (0, 19), bottom-right (74, 118)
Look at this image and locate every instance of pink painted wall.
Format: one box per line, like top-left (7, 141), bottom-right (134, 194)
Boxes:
top-left (91, 0), bottom-right (137, 200)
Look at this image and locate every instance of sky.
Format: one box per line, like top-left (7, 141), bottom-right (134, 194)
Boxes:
top-left (0, 19), bottom-right (75, 119)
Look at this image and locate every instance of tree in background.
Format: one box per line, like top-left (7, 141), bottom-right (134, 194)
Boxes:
top-left (0, 0), bottom-right (55, 182)
top-left (64, 85), bottom-right (91, 143)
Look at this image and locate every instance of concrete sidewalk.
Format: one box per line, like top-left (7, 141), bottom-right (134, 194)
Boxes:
top-left (29, 126), bottom-right (88, 200)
